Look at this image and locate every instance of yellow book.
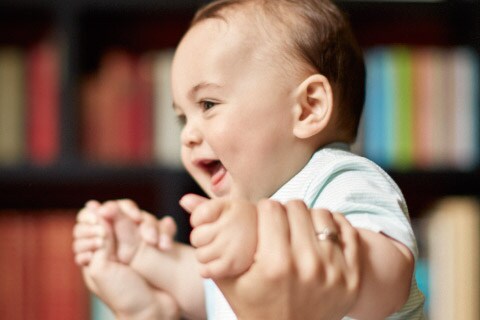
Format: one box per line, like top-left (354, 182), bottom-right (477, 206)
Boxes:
top-left (427, 197), bottom-right (480, 320)
top-left (0, 47), bottom-right (25, 166)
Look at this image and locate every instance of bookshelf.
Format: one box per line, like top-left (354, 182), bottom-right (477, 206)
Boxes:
top-left (0, 0), bottom-right (477, 218)
top-left (0, 0), bottom-right (478, 318)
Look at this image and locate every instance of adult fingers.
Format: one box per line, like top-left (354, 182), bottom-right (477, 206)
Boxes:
top-left (117, 199), bottom-right (143, 222)
top-left (73, 223), bottom-right (105, 239)
top-left (255, 199), bottom-right (291, 271)
top-left (75, 251), bottom-right (93, 266)
top-left (139, 211), bottom-right (160, 245)
top-left (284, 200), bottom-right (320, 279)
top-left (310, 208), bottom-right (340, 259)
top-left (73, 237), bottom-right (103, 255)
top-left (77, 206), bottom-right (99, 224)
top-left (158, 216), bottom-right (177, 250)
top-left (85, 200), bottom-right (101, 209)
top-left (98, 201), bottom-right (122, 221)
top-left (332, 213), bottom-right (361, 290)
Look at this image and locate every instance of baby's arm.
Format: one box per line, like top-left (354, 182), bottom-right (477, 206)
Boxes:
top-left (73, 201), bottom-right (180, 320)
top-left (346, 228), bottom-right (414, 319)
top-left (74, 200), bottom-right (206, 320)
top-left (310, 209), bottom-right (414, 318)
top-left (180, 194), bottom-right (258, 279)
top-left (99, 200), bottom-right (206, 320)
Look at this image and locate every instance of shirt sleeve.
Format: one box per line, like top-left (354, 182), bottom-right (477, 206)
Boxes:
top-left (306, 157), bottom-right (418, 260)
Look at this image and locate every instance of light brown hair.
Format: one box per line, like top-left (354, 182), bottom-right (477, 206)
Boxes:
top-left (191, 0), bottom-right (365, 142)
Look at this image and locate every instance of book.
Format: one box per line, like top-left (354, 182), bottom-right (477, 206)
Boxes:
top-left (0, 212), bottom-right (26, 320)
top-left (363, 46), bottom-right (479, 170)
top-left (34, 211), bottom-right (90, 320)
top-left (429, 49), bottom-right (450, 169)
top-left (427, 197), bottom-right (480, 319)
top-left (26, 38), bottom-right (60, 166)
top-left (363, 47), bottom-right (388, 167)
top-left (0, 210), bottom-right (90, 320)
top-left (411, 47), bottom-right (436, 169)
top-left (391, 46), bottom-right (414, 170)
top-left (448, 47), bottom-right (479, 170)
top-left (81, 49), bottom-right (155, 165)
top-left (128, 53), bottom-right (154, 164)
top-left (0, 47), bottom-right (26, 166)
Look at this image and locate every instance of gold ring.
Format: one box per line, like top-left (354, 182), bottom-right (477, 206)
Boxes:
top-left (315, 227), bottom-right (339, 243)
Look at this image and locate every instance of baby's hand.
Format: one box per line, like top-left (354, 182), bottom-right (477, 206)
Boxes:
top-left (73, 199), bottom-right (177, 266)
top-left (180, 194), bottom-right (257, 279)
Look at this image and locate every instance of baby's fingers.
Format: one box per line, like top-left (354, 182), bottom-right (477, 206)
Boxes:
top-left (189, 200), bottom-right (225, 228)
top-left (199, 258), bottom-right (235, 280)
top-left (190, 224), bottom-right (217, 248)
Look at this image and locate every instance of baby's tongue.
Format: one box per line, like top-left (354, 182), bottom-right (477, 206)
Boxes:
top-left (211, 162), bottom-right (227, 185)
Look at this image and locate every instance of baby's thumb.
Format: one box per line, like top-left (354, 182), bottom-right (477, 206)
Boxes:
top-left (179, 193), bottom-right (209, 214)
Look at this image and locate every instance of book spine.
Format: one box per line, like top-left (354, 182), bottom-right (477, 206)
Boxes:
top-left (0, 47), bottom-right (26, 166)
top-left (27, 39), bottom-right (60, 166)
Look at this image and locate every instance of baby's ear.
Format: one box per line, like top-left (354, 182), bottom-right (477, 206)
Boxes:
top-left (292, 74), bottom-right (334, 139)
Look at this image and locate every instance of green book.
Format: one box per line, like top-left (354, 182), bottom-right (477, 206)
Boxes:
top-left (391, 46), bottom-right (414, 170)
top-left (0, 47), bottom-right (25, 166)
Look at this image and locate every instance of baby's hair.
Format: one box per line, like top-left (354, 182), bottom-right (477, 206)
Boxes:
top-left (191, 0), bottom-right (365, 142)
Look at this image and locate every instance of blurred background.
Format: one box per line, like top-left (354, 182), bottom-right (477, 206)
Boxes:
top-left (0, 0), bottom-right (478, 319)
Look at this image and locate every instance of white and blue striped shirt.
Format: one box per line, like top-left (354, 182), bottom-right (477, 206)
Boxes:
top-left (205, 143), bottom-right (425, 319)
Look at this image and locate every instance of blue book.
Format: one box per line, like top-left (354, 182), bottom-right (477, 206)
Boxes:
top-left (363, 47), bottom-right (388, 167)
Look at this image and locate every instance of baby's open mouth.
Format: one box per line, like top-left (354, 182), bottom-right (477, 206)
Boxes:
top-left (199, 160), bottom-right (227, 185)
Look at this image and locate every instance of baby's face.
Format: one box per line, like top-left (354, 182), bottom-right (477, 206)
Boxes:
top-left (171, 15), bottom-right (304, 201)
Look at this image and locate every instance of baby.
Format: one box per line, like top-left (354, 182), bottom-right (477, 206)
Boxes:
top-left (73, 0), bottom-right (425, 319)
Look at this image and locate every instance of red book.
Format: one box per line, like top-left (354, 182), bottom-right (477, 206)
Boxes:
top-left (27, 39), bottom-right (60, 165)
top-left (34, 211), bottom-right (89, 320)
top-left (0, 211), bottom-right (90, 320)
top-left (0, 212), bottom-right (26, 320)
top-left (129, 54), bottom-right (153, 163)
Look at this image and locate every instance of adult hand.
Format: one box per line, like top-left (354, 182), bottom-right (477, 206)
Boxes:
top-left (215, 199), bottom-right (361, 320)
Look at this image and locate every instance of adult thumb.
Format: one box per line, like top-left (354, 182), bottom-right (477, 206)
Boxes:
top-left (179, 193), bottom-right (209, 214)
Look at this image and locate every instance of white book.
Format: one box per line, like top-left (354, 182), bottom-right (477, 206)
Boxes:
top-left (449, 47), bottom-right (479, 170)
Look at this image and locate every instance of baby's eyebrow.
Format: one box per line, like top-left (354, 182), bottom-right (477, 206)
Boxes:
top-left (189, 82), bottom-right (223, 98)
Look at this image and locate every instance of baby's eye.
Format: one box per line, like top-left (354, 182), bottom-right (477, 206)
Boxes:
top-left (201, 100), bottom-right (217, 111)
